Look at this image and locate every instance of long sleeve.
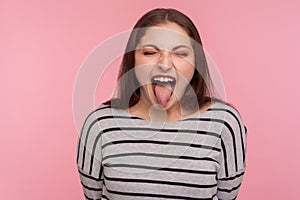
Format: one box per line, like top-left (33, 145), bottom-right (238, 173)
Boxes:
top-left (76, 109), bottom-right (104, 200)
top-left (216, 108), bottom-right (247, 200)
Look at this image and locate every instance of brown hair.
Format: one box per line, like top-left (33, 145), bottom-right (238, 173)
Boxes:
top-left (104, 8), bottom-right (226, 110)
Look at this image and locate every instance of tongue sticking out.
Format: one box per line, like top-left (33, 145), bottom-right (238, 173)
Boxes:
top-left (153, 83), bottom-right (173, 108)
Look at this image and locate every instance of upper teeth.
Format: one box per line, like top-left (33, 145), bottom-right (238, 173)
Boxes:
top-left (153, 77), bottom-right (175, 83)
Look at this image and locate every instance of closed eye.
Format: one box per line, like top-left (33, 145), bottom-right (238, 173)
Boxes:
top-left (143, 51), bottom-right (158, 55)
top-left (173, 51), bottom-right (188, 57)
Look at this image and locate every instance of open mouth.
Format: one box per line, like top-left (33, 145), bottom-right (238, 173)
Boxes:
top-left (151, 75), bottom-right (176, 108)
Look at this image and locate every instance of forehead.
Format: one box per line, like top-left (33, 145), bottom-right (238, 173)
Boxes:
top-left (137, 25), bottom-right (192, 50)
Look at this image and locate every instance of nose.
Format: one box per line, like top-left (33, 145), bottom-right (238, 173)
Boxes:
top-left (157, 51), bottom-right (173, 72)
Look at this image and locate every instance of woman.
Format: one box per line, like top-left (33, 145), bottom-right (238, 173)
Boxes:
top-left (76, 8), bottom-right (247, 200)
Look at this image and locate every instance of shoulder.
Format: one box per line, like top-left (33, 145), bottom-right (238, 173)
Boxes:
top-left (85, 103), bottom-right (113, 120)
top-left (212, 100), bottom-right (247, 150)
top-left (79, 104), bottom-right (113, 134)
top-left (84, 101), bottom-right (127, 123)
top-left (208, 101), bottom-right (248, 142)
top-left (82, 101), bottom-right (132, 132)
top-left (78, 103), bottom-right (117, 151)
top-left (211, 101), bottom-right (246, 127)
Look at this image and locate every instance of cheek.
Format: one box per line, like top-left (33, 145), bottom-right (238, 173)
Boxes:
top-left (178, 62), bottom-right (195, 83)
top-left (179, 54), bottom-right (195, 81)
top-left (134, 54), bottom-right (145, 84)
top-left (134, 56), bottom-right (142, 67)
top-left (134, 65), bottom-right (153, 86)
top-left (134, 53), bottom-right (155, 85)
top-left (135, 52), bottom-right (152, 67)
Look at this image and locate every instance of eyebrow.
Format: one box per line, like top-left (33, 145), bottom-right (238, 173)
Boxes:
top-left (141, 44), bottom-right (191, 51)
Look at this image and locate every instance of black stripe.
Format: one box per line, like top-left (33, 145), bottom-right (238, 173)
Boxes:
top-left (84, 193), bottom-right (101, 200)
top-left (99, 164), bottom-right (103, 180)
top-left (76, 140), bottom-right (85, 169)
top-left (89, 132), bottom-right (102, 174)
top-left (98, 126), bottom-right (220, 138)
top-left (219, 197), bottom-right (237, 200)
top-left (105, 187), bottom-right (215, 200)
top-left (102, 139), bottom-right (221, 152)
top-left (103, 177), bottom-right (106, 187)
top-left (218, 171), bottom-right (245, 181)
top-left (221, 139), bottom-right (229, 177)
top-left (81, 181), bottom-right (102, 191)
top-left (188, 117), bottom-right (238, 172)
top-left (82, 119), bottom-right (103, 170)
top-left (95, 115), bottom-right (141, 120)
top-left (218, 183), bottom-right (242, 193)
top-left (208, 107), bottom-right (246, 164)
top-left (76, 140), bottom-right (81, 166)
top-left (102, 152), bottom-right (218, 163)
top-left (104, 174), bottom-right (217, 188)
top-left (78, 169), bottom-right (102, 181)
top-left (102, 194), bottom-right (109, 200)
top-left (79, 106), bottom-right (111, 169)
top-left (104, 163), bottom-right (217, 175)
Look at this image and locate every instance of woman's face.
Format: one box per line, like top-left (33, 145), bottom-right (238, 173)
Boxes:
top-left (134, 22), bottom-right (195, 110)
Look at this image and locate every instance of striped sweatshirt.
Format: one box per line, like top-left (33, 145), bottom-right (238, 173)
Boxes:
top-left (76, 101), bottom-right (247, 200)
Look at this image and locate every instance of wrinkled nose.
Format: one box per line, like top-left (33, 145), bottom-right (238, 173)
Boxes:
top-left (157, 51), bottom-right (173, 72)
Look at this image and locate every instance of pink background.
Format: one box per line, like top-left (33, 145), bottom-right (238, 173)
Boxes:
top-left (1, 0), bottom-right (300, 199)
